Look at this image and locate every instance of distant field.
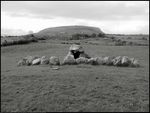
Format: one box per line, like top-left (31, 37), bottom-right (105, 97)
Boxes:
top-left (1, 33), bottom-right (149, 47)
top-left (1, 34), bottom-right (38, 46)
top-left (1, 39), bottom-right (149, 112)
top-left (105, 34), bottom-right (149, 46)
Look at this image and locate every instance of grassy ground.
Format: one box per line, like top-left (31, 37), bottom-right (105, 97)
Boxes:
top-left (1, 39), bottom-right (149, 112)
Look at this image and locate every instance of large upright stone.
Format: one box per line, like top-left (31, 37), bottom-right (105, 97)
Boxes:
top-left (121, 56), bottom-right (131, 66)
top-left (112, 56), bottom-right (122, 66)
top-left (25, 56), bottom-right (39, 66)
top-left (130, 58), bottom-right (140, 67)
top-left (69, 44), bottom-right (84, 52)
top-left (103, 56), bottom-right (114, 65)
top-left (87, 57), bottom-right (99, 65)
top-left (40, 56), bottom-right (49, 65)
top-left (97, 57), bottom-right (105, 65)
top-left (49, 56), bottom-right (60, 65)
top-left (17, 59), bottom-right (27, 66)
top-left (76, 57), bottom-right (88, 64)
top-left (32, 58), bottom-right (41, 65)
top-left (63, 54), bottom-right (76, 65)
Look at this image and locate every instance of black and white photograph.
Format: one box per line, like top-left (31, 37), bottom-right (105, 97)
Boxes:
top-left (1, 1), bottom-right (149, 112)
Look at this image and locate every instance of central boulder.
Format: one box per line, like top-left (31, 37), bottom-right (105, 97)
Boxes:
top-left (63, 44), bottom-right (91, 65)
top-left (69, 44), bottom-right (90, 59)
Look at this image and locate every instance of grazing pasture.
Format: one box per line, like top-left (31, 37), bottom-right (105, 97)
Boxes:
top-left (1, 38), bottom-right (149, 112)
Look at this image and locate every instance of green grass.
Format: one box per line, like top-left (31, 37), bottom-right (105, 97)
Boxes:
top-left (1, 40), bottom-right (149, 112)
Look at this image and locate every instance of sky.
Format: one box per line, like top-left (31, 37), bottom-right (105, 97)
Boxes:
top-left (1, 1), bottom-right (149, 35)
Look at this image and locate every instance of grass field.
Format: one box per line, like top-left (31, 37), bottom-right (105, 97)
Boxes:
top-left (1, 39), bottom-right (149, 112)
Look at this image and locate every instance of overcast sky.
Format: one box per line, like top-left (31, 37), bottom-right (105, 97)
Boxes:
top-left (1, 1), bottom-right (149, 35)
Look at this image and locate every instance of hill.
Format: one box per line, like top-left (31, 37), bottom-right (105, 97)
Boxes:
top-left (34, 25), bottom-right (105, 40)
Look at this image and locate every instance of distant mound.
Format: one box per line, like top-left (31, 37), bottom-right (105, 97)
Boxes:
top-left (34, 25), bottom-right (105, 40)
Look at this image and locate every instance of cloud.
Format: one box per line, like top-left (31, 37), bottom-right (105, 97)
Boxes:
top-left (2, 1), bottom-right (149, 21)
top-left (1, 1), bottom-right (149, 35)
top-left (1, 28), bottom-right (28, 36)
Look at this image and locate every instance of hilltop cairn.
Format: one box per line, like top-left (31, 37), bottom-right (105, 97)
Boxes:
top-left (17, 44), bottom-right (140, 67)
